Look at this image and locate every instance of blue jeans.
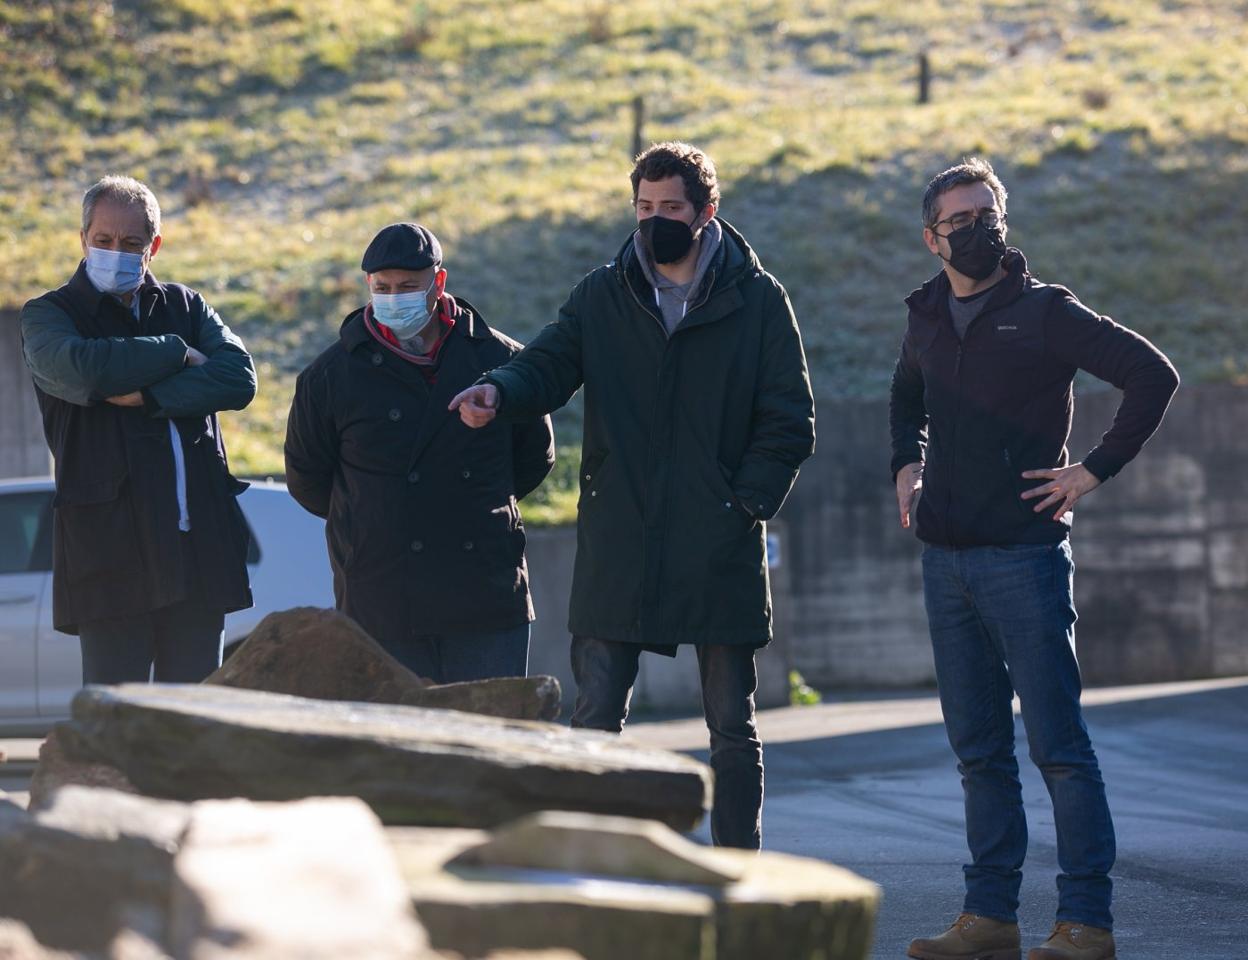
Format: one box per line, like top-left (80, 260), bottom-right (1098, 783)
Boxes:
top-left (79, 596), bottom-right (225, 685)
top-left (922, 541), bottom-right (1115, 929)
top-left (569, 636), bottom-right (763, 850)
top-left (378, 623), bottom-right (531, 684)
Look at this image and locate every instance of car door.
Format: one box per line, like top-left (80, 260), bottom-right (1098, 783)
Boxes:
top-left (0, 489), bottom-right (52, 718)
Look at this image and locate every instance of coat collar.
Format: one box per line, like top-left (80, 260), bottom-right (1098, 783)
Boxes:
top-left (63, 260), bottom-right (164, 330)
top-left (339, 293), bottom-right (491, 352)
top-left (904, 247), bottom-right (1030, 320)
top-left (611, 216), bottom-right (763, 330)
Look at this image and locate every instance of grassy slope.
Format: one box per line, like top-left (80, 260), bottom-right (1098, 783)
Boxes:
top-left (2, 0), bottom-right (1246, 519)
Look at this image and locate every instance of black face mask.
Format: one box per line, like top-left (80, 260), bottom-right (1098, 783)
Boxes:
top-left (941, 218), bottom-right (1007, 281)
top-left (638, 214), bottom-right (698, 264)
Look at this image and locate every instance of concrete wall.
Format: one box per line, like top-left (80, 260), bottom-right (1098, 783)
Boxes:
top-left (0, 310), bottom-right (50, 479)
top-left (780, 383), bottom-right (1248, 688)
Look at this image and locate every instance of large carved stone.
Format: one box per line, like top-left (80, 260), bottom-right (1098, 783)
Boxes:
top-left (167, 797), bottom-right (430, 959)
top-left (393, 812), bottom-right (881, 960)
top-left (0, 787), bottom-right (189, 952)
top-left (204, 607), bottom-right (560, 721)
top-left (59, 684), bottom-right (711, 830)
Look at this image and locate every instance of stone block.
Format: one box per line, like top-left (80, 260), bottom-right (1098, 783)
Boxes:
top-left (205, 607), bottom-right (561, 721)
top-left (395, 811), bottom-right (880, 960)
top-left (59, 684), bottom-right (711, 830)
top-left (168, 797), bottom-right (429, 959)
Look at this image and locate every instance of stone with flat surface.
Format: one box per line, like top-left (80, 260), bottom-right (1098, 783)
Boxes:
top-left (168, 796), bottom-right (430, 959)
top-left (394, 812), bottom-right (880, 960)
top-left (205, 607), bottom-right (561, 721)
top-left (58, 684), bottom-right (711, 829)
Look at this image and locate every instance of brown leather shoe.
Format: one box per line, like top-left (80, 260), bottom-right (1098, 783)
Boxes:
top-left (1027, 921), bottom-right (1116, 960)
top-left (908, 912), bottom-right (1022, 960)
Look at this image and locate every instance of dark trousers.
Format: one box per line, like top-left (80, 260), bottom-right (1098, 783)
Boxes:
top-left (78, 595), bottom-right (225, 685)
top-left (922, 541), bottom-right (1115, 929)
top-left (569, 635), bottom-right (763, 850)
top-left (377, 623), bottom-right (531, 684)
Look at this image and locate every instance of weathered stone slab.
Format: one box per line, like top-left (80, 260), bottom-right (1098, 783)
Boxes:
top-left (61, 685), bottom-right (711, 830)
top-left (205, 607), bottom-right (561, 721)
top-left (27, 727), bottom-right (137, 812)
top-left (168, 797), bottom-right (430, 959)
top-left (0, 787), bottom-right (189, 952)
top-left (405, 676), bottom-right (562, 722)
top-left (392, 812), bottom-right (880, 960)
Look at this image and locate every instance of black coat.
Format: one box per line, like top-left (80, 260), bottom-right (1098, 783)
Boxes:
top-left (889, 249), bottom-right (1179, 548)
top-left (284, 297), bottom-right (555, 643)
top-left (20, 264), bottom-right (257, 633)
top-left (485, 219), bottom-right (815, 648)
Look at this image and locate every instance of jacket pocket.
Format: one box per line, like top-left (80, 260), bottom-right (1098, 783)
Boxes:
top-left (55, 475), bottom-right (143, 583)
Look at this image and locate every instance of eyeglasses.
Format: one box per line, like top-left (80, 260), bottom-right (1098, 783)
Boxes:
top-left (931, 210), bottom-right (1006, 234)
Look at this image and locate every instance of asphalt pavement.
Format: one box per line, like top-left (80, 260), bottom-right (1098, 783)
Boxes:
top-left (627, 676), bottom-right (1248, 960)
top-left (3, 676), bottom-right (1245, 959)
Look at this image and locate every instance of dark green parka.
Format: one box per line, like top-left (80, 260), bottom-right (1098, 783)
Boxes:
top-left (485, 219), bottom-right (815, 648)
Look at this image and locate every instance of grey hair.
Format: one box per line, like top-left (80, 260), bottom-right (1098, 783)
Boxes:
top-left (921, 157), bottom-right (1008, 228)
top-left (82, 175), bottom-right (162, 242)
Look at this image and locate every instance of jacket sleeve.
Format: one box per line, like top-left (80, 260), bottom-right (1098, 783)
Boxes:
top-left (889, 330), bottom-right (928, 480)
top-left (482, 291), bottom-right (585, 421)
top-left (1045, 296), bottom-right (1179, 481)
top-left (141, 295), bottom-right (257, 418)
top-left (19, 296), bottom-right (188, 406)
top-left (283, 366), bottom-right (338, 519)
top-left (512, 414), bottom-right (556, 501)
top-left (729, 281), bottom-right (816, 521)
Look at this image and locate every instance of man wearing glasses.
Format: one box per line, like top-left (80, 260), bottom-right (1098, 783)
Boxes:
top-left (891, 158), bottom-right (1178, 960)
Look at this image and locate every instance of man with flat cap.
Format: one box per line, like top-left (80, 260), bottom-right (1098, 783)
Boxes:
top-left (285, 223), bottom-right (555, 682)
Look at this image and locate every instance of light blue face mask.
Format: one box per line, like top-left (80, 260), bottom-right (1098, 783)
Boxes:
top-left (371, 278), bottom-right (437, 340)
top-left (85, 246), bottom-right (147, 295)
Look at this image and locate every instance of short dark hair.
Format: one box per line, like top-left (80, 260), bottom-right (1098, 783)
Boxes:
top-left (630, 141), bottom-right (720, 212)
top-left (921, 157), bottom-right (1008, 228)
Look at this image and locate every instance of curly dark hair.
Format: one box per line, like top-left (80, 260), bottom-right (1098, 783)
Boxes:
top-left (630, 141), bottom-right (720, 212)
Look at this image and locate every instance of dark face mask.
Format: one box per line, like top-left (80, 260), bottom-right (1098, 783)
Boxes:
top-left (638, 214), bottom-right (698, 264)
top-left (941, 218), bottom-right (1007, 281)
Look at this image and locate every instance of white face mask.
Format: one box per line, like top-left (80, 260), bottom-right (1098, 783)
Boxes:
top-left (85, 246), bottom-right (147, 295)
top-left (371, 278), bottom-right (438, 340)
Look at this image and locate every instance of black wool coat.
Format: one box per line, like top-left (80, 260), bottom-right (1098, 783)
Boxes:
top-left (284, 297), bottom-right (555, 644)
top-left (485, 219), bottom-right (816, 648)
top-left (20, 264), bottom-right (257, 633)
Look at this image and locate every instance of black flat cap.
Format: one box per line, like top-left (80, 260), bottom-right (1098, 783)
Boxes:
top-left (361, 222), bottom-right (442, 273)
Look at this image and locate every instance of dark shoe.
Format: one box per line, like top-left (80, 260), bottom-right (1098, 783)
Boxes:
top-left (908, 912), bottom-right (1022, 960)
top-left (1027, 921), bottom-right (1115, 960)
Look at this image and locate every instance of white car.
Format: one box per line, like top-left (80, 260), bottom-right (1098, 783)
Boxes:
top-left (0, 477), bottom-right (334, 734)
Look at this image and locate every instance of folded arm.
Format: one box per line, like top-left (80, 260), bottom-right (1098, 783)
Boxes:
top-left (20, 296), bottom-right (188, 406)
top-left (141, 296), bottom-right (257, 418)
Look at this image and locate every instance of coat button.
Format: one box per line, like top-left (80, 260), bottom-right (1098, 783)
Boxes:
top-left (389, 408), bottom-right (402, 421)
top-left (583, 473), bottom-right (591, 481)
top-left (461, 468), bottom-right (471, 479)
top-left (463, 540), bottom-right (474, 551)
top-left (723, 501), bottom-right (733, 510)
top-left (371, 353), bottom-right (383, 366)
top-left (590, 490), bottom-right (597, 497)
top-left (410, 540), bottom-right (423, 552)
top-left (407, 470), bottom-right (420, 483)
